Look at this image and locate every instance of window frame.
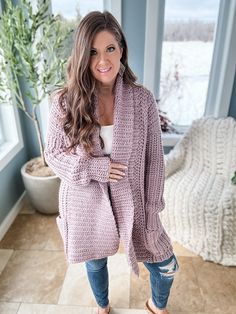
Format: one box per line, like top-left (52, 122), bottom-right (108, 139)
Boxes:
top-left (103, 0), bottom-right (122, 25)
top-left (204, 0), bottom-right (236, 117)
top-left (0, 118), bottom-right (4, 145)
top-left (143, 0), bottom-right (236, 147)
top-left (0, 2), bottom-right (24, 172)
top-left (0, 103), bottom-right (24, 172)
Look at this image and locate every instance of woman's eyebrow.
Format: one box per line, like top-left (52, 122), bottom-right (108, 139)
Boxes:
top-left (91, 44), bottom-right (115, 50)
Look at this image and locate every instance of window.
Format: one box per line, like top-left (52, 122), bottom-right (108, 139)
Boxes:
top-left (0, 122), bottom-right (4, 146)
top-left (0, 4), bottom-right (23, 171)
top-left (50, 0), bottom-right (104, 60)
top-left (144, 0), bottom-right (236, 146)
top-left (0, 5), bottom-right (4, 147)
top-left (0, 103), bottom-right (23, 172)
top-left (160, 0), bottom-right (220, 126)
top-left (51, 0), bottom-right (104, 17)
top-left (0, 62), bottom-right (23, 171)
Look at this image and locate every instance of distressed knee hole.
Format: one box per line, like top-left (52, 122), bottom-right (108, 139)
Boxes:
top-left (159, 258), bottom-right (179, 278)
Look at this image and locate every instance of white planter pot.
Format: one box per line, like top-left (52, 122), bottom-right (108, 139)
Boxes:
top-left (21, 160), bottom-right (60, 214)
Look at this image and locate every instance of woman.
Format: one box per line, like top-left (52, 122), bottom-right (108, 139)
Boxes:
top-left (45, 11), bottom-right (179, 314)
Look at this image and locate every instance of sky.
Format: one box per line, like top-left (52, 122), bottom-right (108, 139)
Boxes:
top-left (51, 0), bottom-right (103, 19)
top-left (165, 0), bottom-right (220, 21)
top-left (51, 0), bottom-right (220, 21)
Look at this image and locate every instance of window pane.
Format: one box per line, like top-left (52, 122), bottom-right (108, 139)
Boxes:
top-left (0, 122), bottom-right (4, 145)
top-left (0, 54), bottom-right (11, 146)
top-left (51, 0), bottom-right (104, 59)
top-left (160, 0), bottom-right (220, 126)
top-left (51, 0), bottom-right (103, 18)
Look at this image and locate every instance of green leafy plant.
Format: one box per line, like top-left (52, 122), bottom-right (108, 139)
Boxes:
top-left (0, 0), bottom-right (71, 168)
top-left (232, 171), bottom-right (236, 185)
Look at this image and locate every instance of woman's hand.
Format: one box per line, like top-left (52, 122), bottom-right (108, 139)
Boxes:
top-left (108, 162), bottom-right (128, 182)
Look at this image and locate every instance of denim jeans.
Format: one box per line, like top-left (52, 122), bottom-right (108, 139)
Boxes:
top-left (85, 253), bottom-right (179, 310)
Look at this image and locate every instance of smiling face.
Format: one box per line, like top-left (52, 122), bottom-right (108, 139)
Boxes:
top-left (89, 30), bottom-right (123, 90)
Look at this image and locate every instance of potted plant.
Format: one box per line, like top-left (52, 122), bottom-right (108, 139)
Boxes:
top-left (0, 0), bottom-right (71, 213)
top-left (156, 99), bottom-right (181, 134)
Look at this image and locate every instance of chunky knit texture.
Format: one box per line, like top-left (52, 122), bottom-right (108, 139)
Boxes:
top-left (161, 117), bottom-right (236, 266)
top-left (44, 73), bottom-right (174, 277)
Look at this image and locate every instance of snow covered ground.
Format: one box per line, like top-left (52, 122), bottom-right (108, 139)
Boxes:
top-left (160, 41), bottom-right (215, 126)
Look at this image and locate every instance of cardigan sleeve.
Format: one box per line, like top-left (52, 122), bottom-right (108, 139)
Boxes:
top-left (44, 93), bottom-right (111, 186)
top-left (144, 91), bottom-right (165, 230)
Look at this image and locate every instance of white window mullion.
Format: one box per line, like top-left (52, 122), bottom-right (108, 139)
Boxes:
top-left (204, 0), bottom-right (236, 117)
top-left (0, 104), bottom-right (24, 171)
top-left (37, 0), bottom-right (52, 145)
top-left (143, 0), bottom-right (165, 99)
top-left (103, 0), bottom-right (122, 25)
top-left (0, 123), bottom-right (5, 145)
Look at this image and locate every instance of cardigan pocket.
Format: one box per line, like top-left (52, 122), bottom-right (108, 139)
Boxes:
top-left (56, 215), bottom-right (68, 256)
top-left (144, 213), bottom-right (165, 255)
top-left (144, 208), bottom-right (173, 255)
top-left (145, 208), bottom-right (164, 232)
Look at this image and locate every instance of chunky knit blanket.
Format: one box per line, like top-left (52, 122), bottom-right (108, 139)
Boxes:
top-left (160, 117), bottom-right (236, 265)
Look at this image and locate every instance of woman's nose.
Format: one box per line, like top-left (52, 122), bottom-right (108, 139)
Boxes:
top-left (98, 53), bottom-right (108, 63)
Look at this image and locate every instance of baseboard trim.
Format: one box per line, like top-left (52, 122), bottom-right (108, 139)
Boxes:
top-left (0, 191), bottom-right (26, 241)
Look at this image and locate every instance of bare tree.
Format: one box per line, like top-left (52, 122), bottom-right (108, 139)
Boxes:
top-left (164, 19), bottom-right (216, 42)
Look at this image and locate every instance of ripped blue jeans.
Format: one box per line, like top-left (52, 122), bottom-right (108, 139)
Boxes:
top-left (85, 254), bottom-right (179, 310)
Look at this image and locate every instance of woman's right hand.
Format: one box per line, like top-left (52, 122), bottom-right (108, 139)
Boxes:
top-left (108, 162), bottom-right (128, 182)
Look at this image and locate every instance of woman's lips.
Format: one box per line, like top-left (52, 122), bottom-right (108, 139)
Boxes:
top-left (97, 67), bottom-right (112, 73)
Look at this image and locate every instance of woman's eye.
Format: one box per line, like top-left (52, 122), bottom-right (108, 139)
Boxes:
top-left (90, 49), bottom-right (97, 56)
top-left (107, 46), bottom-right (115, 52)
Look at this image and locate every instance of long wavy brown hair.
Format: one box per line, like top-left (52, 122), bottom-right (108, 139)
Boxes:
top-left (58, 11), bottom-right (137, 157)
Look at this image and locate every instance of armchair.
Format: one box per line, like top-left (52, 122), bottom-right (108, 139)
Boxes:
top-left (160, 117), bottom-right (236, 265)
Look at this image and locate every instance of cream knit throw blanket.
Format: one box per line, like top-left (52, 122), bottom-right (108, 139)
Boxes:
top-left (160, 116), bottom-right (236, 265)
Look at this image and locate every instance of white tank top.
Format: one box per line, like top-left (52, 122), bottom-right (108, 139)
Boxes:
top-left (100, 125), bottom-right (114, 155)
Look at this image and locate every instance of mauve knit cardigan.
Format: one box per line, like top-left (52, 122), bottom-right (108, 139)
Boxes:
top-left (44, 73), bottom-right (174, 277)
